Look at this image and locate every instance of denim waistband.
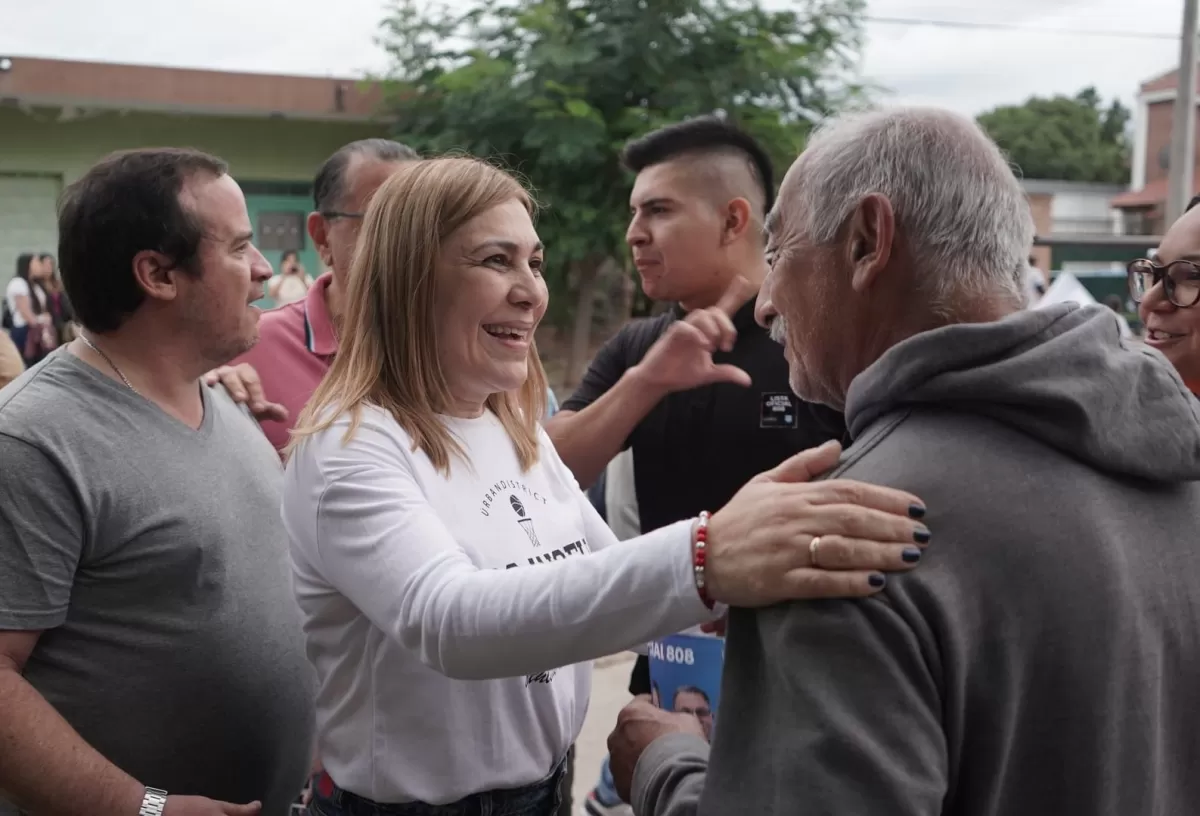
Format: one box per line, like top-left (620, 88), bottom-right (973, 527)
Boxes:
top-left (310, 758), bottom-right (566, 816)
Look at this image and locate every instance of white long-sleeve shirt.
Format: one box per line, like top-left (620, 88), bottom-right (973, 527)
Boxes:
top-left (281, 406), bottom-right (712, 805)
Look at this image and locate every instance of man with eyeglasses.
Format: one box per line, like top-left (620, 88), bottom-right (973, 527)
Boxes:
top-left (217, 139), bottom-right (419, 452)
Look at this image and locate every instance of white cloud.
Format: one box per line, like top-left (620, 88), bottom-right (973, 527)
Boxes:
top-left (0, 0), bottom-right (1186, 114)
top-left (859, 0), bottom-right (1182, 113)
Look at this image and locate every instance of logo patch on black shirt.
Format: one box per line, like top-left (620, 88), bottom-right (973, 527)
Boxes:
top-left (760, 392), bottom-right (799, 429)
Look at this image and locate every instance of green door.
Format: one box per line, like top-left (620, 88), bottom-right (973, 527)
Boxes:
top-left (244, 190), bottom-right (323, 309)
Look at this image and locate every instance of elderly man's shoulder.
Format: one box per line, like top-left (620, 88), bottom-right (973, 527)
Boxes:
top-left (840, 409), bottom-right (1162, 564)
top-left (838, 406), bottom-right (1200, 600)
top-left (840, 410), bottom-right (1048, 498)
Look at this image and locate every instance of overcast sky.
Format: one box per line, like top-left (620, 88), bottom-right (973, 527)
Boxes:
top-left (0, 0), bottom-right (1188, 115)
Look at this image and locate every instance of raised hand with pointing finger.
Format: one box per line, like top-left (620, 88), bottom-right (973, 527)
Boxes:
top-left (631, 275), bottom-right (759, 394)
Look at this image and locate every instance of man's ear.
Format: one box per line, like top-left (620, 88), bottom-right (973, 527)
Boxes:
top-left (846, 193), bottom-right (895, 294)
top-left (720, 197), bottom-right (754, 246)
top-left (130, 250), bottom-right (184, 303)
top-left (307, 211), bottom-right (332, 267)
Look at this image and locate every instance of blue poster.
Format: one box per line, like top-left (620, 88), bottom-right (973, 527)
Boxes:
top-left (647, 632), bottom-right (724, 742)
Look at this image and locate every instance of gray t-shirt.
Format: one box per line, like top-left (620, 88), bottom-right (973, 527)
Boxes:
top-left (0, 349), bottom-right (314, 816)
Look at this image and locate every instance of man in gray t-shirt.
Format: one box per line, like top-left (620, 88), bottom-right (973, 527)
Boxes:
top-left (0, 355), bottom-right (314, 815)
top-left (0, 147), bottom-right (314, 816)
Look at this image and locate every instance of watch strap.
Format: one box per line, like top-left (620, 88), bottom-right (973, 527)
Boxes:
top-left (139, 787), bottom-right (168, 816)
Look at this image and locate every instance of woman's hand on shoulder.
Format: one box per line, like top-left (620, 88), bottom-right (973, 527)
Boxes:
top-left (705, 441), bottom-right (929, 606)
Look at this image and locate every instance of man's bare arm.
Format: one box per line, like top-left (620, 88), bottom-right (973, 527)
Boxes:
top-left (0, 630), bottom-right (145, 816)
top-left (544, 364), bottom-right (667, 489)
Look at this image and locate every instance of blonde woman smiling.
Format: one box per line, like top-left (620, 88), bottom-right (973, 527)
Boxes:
top-left (282, 157), bottom-right (930, 815)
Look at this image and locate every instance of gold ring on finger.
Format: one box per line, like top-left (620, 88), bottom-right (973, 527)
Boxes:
top-left (809, 536), bottom-right (822, 568)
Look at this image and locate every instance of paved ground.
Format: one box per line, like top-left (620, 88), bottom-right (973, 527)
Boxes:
top-left (571, 652), bottom-right (638, 809)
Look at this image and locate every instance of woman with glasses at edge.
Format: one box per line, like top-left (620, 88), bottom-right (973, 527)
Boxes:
top-left (1128, 194), bottom-right (1200, 395)
top-left (280, 157), bottom-right (932, 816)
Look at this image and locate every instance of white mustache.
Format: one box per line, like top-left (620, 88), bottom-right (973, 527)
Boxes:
top-left (768, 317), bottom-right (788, 345)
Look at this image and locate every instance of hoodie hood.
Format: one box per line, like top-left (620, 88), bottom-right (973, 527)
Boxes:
top-left (845, 303), bottom-right (1200, 483)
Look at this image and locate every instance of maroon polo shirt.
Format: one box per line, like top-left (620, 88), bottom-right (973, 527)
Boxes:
top-left (235, 272), bottom-right (338, 453)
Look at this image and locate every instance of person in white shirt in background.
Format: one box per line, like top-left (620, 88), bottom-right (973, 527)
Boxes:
top-left (267, 250), bottom-right (314, 306)
top-left (5, 253), bottom-right (54, 366)
top-left (281, 156), bottom-right (933, 815)
top-left (604, 449), bottom-right (640, 541)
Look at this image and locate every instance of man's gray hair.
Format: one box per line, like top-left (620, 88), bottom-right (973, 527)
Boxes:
top-left (790, 107), bottom-right (1033, 307)
top-left (312, 138), bottom-right (419, 212)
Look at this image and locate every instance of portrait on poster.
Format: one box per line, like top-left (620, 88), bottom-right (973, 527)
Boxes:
top-left (647, 632), bottom-right (724, 741)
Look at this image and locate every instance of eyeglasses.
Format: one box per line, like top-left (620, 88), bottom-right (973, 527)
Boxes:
top-left (676, 705), bottom-right (712, 718)
top-left (319, 211), bottom-right (364, 221)
top-left (1127, 258), bottom-right (1200, 308)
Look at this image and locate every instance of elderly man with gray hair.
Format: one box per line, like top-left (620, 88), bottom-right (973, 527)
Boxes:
top-left (607, 107), bottom-right (1200, 815)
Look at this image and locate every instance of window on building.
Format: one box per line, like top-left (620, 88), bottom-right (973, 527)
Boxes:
top-left (1050, 192), bottom-right (1120, 235)
top-left (257, 211), bottom-right (305, 252)
top-left (1122, 209), bottom-right (1149, 236)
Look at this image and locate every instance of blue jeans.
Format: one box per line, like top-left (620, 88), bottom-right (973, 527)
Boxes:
top-left (592, 755), bottom-right (622, 806)
top-left (307, 761), bottom-right (565, 816)
top-left (8, 325), bottom-right (30, 365)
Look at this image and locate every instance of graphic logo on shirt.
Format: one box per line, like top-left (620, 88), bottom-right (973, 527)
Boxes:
top-left (510, 494), bottom-right (542, 548)
top-left (760, 392), bottom-right (799, 429)
top-left (479, 479), bottom-right (547, 517)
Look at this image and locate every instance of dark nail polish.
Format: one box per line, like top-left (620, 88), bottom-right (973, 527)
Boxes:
top-left (913, 527), bottom-right (931, 544)
top-left (868, 573), bottom-right (887, 588)
top-left (908, 504), bottom-right (926, 519)
top-left (902, 547), bottom-right (922, 563)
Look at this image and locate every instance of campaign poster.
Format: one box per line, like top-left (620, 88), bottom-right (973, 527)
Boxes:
top-left (647, 632), bottom-right (724, 742)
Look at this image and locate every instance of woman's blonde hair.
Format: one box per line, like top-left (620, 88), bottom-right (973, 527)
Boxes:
top-left (288, 157), bottom-right (548, 474)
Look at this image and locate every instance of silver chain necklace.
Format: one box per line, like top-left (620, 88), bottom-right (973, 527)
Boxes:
top-left (79, 333), bottom-right (141, 396)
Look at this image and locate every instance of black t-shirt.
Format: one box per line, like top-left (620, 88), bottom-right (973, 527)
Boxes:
top-left (563, 299), bottom-right (845, 532)
top-left (562, 300), bottom-right (846, 692)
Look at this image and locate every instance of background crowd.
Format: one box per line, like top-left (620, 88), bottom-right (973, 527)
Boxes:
top-left (1, 252), bottom-right (76, 383)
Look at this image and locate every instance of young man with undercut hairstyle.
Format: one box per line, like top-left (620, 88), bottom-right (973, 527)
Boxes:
top-left (545, 115), bottom-right (845, 815)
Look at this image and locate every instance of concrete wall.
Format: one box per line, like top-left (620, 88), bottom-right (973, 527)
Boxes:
top-left (0, 106), bottom-right (390, 304)
top-left (0, 105), bottom-right (389, 183)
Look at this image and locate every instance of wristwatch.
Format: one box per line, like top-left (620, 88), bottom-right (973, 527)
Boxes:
top-left (139, 787), bottom-right (168, 816)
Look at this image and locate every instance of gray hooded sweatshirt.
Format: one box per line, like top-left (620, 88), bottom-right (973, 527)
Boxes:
top-left (633, 303), bottom-right (1200, 816)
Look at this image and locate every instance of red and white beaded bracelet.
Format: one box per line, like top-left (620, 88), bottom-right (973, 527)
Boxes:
top-left (693, 511), bottom-right (715, 610)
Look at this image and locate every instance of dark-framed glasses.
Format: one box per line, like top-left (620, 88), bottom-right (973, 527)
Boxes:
top-left (319, 211), bottom-right (364, 221)
top-left (1127, 258), bottom-right (1200, 308)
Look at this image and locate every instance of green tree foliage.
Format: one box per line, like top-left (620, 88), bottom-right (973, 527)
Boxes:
top-left (376, 0), bottom-right (867, 379)
top-left (977, 87), bottom-right (1131, 184)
